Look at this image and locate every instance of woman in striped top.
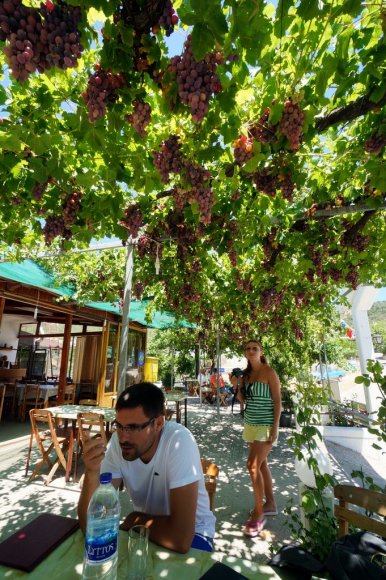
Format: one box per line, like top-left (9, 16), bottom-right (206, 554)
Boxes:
top-left (231, 339), bottom-right (281, 537)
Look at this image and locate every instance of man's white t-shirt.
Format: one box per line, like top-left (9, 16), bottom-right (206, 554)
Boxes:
top-left (101, 421), bottom-right (216, 539)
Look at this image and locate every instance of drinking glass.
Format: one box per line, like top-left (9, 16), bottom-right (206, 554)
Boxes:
top-left (127, 525), bottom-right (149, 579)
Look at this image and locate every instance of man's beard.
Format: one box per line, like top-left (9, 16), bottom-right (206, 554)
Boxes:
top-left (119, 435), bottom-right (156, 462)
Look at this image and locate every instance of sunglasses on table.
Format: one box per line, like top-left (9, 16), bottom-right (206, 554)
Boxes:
top-left (111, 417), bottom-right (155, 434)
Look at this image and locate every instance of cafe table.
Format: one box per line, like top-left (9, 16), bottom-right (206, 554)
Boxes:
top-left (164, 390), bottom-right (188, 427)
top-left (0, 528), bottom-right (299, 579)
top-left (44, 404), bottom-right (116, 482)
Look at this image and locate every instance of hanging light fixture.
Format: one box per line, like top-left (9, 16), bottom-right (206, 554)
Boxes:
top-left (155, 243), bottom-right (160, 275)
top-left (34, 290), bottom-right (40, 320)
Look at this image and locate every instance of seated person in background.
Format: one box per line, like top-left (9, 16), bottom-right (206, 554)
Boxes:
top-left (209, 369), bottom-right (228, 402)
top-left (78, 382), bottom-right (216, 554)
top-left (197, 367), bottom-right (210, 386)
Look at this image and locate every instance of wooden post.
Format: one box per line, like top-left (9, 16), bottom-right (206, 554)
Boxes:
top-left (57, 313), bottom-right (72, 405)
top-left (0, 297), bottom-right (5, 327)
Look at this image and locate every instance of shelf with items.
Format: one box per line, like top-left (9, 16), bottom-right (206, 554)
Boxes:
top-left (0, 347), bottom-right (15, 351)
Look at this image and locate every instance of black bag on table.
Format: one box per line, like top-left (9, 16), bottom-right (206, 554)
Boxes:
top-left (325, 531), bottom-right (386, 580)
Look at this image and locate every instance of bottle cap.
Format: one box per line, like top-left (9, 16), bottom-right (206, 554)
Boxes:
top-left (100, 472), bottom-right (113, 484)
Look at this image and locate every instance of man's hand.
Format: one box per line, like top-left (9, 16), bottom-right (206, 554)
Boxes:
top-left (82, 431), bottom-right (107, 473)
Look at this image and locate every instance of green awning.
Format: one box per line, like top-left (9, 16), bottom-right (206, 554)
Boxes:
top-left (87, 300), bottom-right (194, 329)
top-left (0, 260), bottom-right (194, 329)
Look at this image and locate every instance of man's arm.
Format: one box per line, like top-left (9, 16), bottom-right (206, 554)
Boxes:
top-left (77, 433), bottom-right (122, 533)
top-left (120, 481), bottom-right (198, 553)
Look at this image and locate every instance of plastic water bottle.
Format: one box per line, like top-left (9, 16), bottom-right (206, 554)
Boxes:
top-left (82, 472), bottom-right (121, 579)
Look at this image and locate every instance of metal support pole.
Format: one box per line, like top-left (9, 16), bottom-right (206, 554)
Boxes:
top-left (216, 325), bottom-right (220, 416)
top-left (117, 242), bottom-right (134, 394)
top-left (171, 344), bottom-right (175, 389)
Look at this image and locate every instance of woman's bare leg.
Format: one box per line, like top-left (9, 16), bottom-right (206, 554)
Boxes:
top-left (247, 441), bottom-right (273, 521)
top-left (261, 459), bottom-right (276, 511)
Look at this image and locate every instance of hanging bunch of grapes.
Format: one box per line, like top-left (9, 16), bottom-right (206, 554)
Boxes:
top-left (279, 100), bottom-right (305, 150)
top-left (250, 108), bottom-right (277, 144)
top-left (39, 0), bottom-right (83, 70)
top-left (134, 281), bottom-right (144, 299)
top-left (120, 203), bottom-right (143, 239)
top-left (83, 67), bottom-right (126, 122)
top-left (172, 187), bottom-right (187, 211)
top-left (233, 135), bottom-right (254, 166)
top-left (183, 160), bottom-right (214, 224)
top-left (63, 190), bottom-right (82, 227)
top-left (126, 99), bottom-right (152, 137)
top-left (253, 169), bottom-right (277, 197)
top-left (42, 216), bottom-right (72, 244)
top-left (1, 0), bottom-right (83, 82)
top-left (1, 0), bottom-right (42, 81)
top-left (157, 0), bottom-right (178, 37)
top-left (277, 171), bottom-right (295, 201)
top-left (364, 133), bottom-right (386, 155)
top-left (31, 177), bottom-right (54, 201)
top-left (153, 134), bottom-right (183, 183)
top-left (169, 35), bottom-right (223, 122)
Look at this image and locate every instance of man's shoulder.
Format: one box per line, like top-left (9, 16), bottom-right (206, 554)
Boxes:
top-left (161, 421), bottom-right (196, 446)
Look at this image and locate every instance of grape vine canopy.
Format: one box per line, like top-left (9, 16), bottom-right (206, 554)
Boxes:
top-left (0, 0), bottom-right (385, 351)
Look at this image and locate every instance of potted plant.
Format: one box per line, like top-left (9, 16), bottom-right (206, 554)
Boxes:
top-left (280, 385), bottom-right (295, 428)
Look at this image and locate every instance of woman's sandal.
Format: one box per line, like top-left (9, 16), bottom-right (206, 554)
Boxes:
top-left (243, 517), bottom-right (266, 537)
top-left (250, 507), bottom-right (278, 517)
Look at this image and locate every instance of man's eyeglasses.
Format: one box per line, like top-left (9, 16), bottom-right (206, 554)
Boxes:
top-left (112, 417), bottom-right (155, 434)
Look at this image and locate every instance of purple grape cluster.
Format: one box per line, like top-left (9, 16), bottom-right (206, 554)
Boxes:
top-left (183, 160), bottom-right (213, 224)
top-left (279, 101), bottom-right (305, 150)
top-left (134, 282), bottom-right (144, 299)
top-left (278, 172), bottom-right (295, 201)
top-left (1, 0), bottom-right (83, 82)
top-left (253, 169), bottom-right (277, 197)
top-left (341, 232), bottom-right (369, 253)
top-left (63, 190), bottom-right (81, 227)
top-left (83, 67), bottom-right (126, 122)
top-left (39, 0), bottom-right (82, 70)
top-left (172, 187), bottom-right (186, 211)
top-left (233, 134), bottom-right (254, 166)
top-left (364, 133), bottom-right (386, 155)
top-left (120, 203), bottom-right (143, 239)
top-left (42, 215), bottom-right (72, 244)
top-left (250, 108), bottom-right (277, 143)
top-left (126, 99), bottom-right (151, 137)
top-left (169, 35), bottom-right (223, 122)
top-left (158, 0), bottom-right (178, 37)
top-left (1, 0), bottom-right (42, 81)
top-left (346, 265), bottom-right (359, 289)
top-left (153, 134), bottom-right (183, 183)
top-left (32, 176), bottom-right (54, 201)
top-left (260, 288), bottom-right (285, 311)
top-left (137, 233), bottom-right (151, 258)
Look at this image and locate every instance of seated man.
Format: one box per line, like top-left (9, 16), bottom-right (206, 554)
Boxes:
top-left (78, 382), bottom-right (216, 554)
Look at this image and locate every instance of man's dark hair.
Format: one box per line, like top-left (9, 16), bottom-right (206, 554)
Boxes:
top-left (116, 382), bottom-right (165, 418)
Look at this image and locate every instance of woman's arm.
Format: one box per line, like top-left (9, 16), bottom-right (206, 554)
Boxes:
top-left (268, 369), bottom-right (281, 443)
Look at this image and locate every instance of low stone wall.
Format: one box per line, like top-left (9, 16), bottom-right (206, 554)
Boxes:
top-left (318, 425), bottom-right (386, 455)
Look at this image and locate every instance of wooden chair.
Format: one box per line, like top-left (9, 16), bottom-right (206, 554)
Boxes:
top-left (201, 458), bottom-right (219, 511)
top-left (334, 484), bottom-right (386, 537)
top-left (49, 383), bottom-right (76, 405)
top-left (79, 399), bottom-right (97, 406)
top-left (19, 384), bottom-right (45, 421)
top-left (26, 408), bottom-right (72, 484)
top-left (74, 411), bottom-right (107, 479)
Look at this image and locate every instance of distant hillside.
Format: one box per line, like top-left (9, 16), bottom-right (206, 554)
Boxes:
top-left (369, 301), bottom-right (386, 324)
top-left (339, 301), bottom-right (386, 326)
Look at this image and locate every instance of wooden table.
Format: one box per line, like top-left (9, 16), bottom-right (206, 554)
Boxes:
top-left (44, 405), bottom-right (116, 482)
top-left (0, 528), bottom-right (299, 579)
top-left (165, 391), bottom-right (188, 427)
top-left (200, 386), bottom-right (213, 404)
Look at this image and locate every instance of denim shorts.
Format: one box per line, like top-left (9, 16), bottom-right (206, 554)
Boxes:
top-left (191, 534), bottom-right (214, 552)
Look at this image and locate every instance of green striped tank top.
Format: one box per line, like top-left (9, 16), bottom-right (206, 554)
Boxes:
top-left (244, 381), bottom-right (274, 426)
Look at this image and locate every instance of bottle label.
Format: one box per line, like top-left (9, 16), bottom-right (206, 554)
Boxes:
top-left (85, 533), bottom-right (118, 564)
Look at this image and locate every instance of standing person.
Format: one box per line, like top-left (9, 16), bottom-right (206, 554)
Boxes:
top-left (230, 339), bottom-right (281, 537)
top-left (78, 382), bottom-right (216, 554)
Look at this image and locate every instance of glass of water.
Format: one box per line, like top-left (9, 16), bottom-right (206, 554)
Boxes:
top-left (127, 525), bottom-right (149, 579)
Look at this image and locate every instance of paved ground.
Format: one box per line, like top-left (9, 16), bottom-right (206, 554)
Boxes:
top-left (0, 398), bottom-right (385, 565)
